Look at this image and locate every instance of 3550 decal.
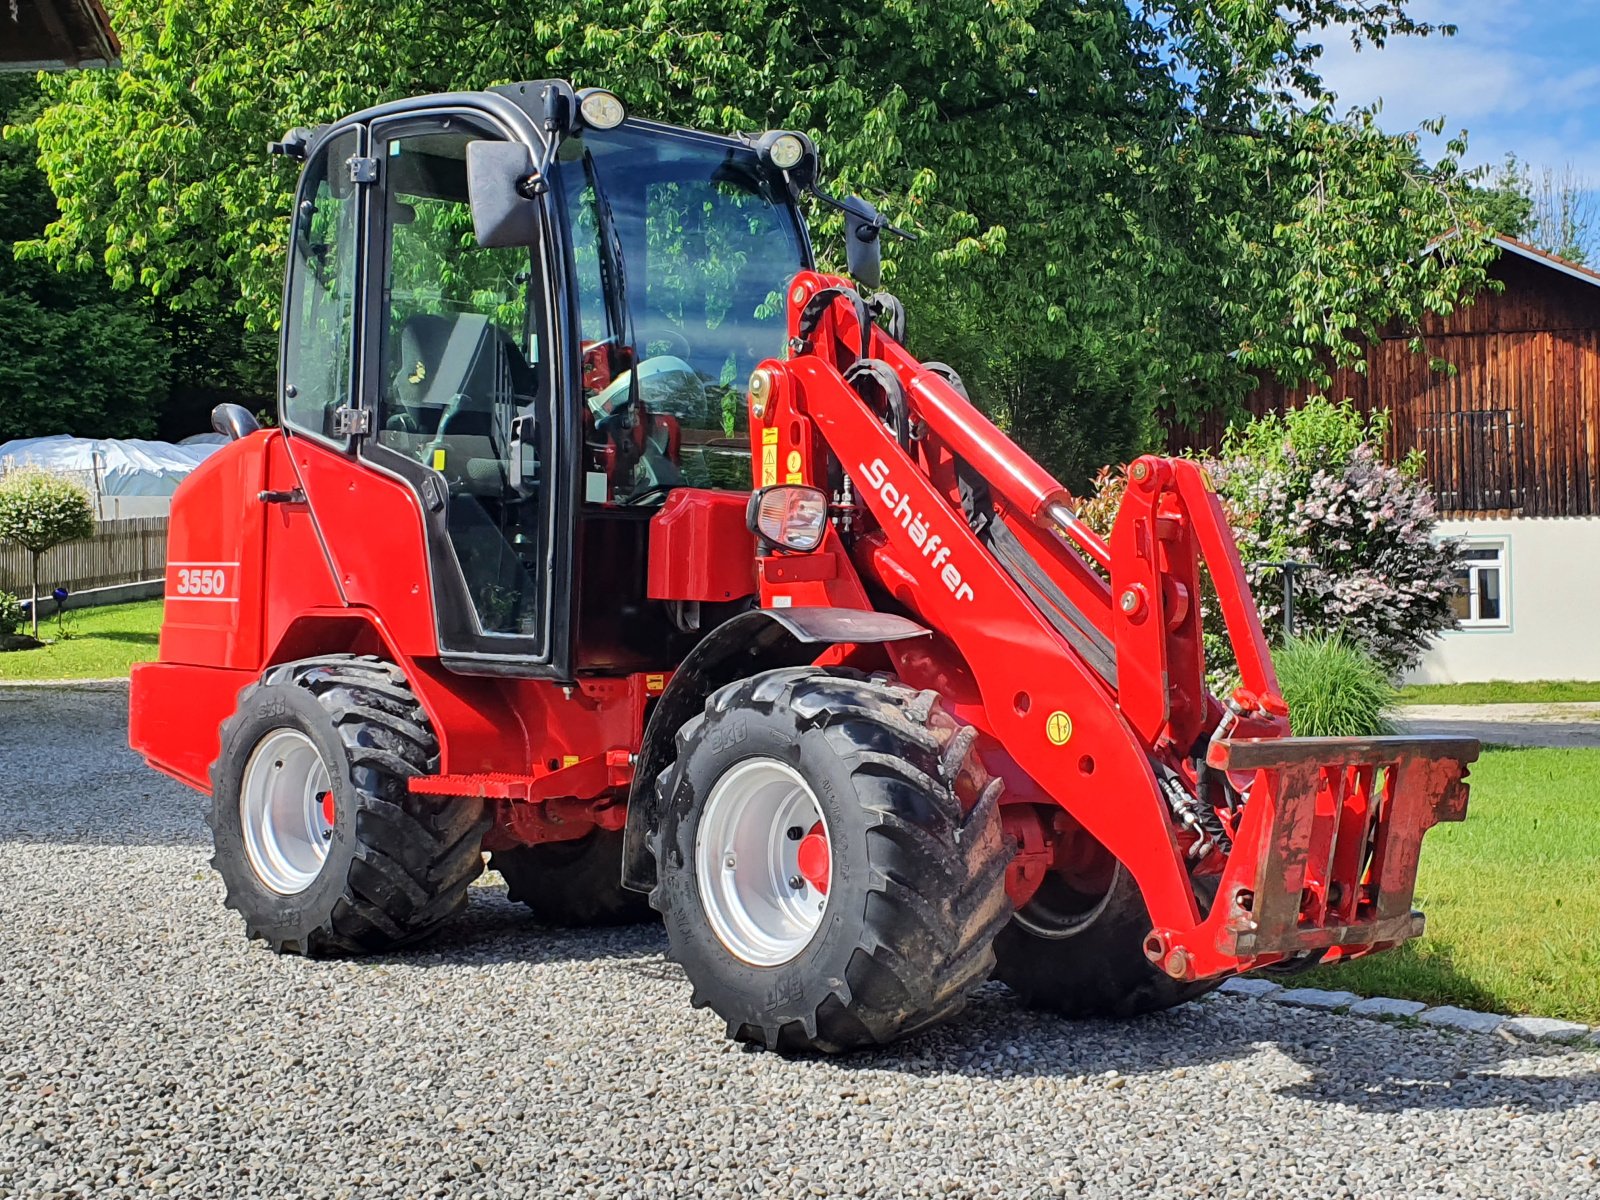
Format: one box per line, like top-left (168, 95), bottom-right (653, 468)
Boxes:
top-left (168, 563), bottom-right (236, 600)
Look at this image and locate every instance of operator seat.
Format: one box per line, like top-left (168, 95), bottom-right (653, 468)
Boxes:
top-left (382, 312), bottom-right (541, 495)
top-left (387, 312), bottom-right (538, 435)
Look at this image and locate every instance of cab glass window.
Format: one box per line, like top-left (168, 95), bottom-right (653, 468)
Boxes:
top-left (281, 129), bottom-right (360, 437)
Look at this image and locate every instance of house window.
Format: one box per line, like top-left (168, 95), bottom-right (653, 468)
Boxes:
top-left (1450, 541), bottom-right (1509, 627)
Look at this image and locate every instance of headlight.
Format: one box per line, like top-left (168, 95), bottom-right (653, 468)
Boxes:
top-left (577, 88), bottom-right (626, 130)
top-left (748, 485), bottom-right (828, 552)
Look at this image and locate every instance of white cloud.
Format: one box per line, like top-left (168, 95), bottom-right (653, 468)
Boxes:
top-left (1308, 2), bottom-right (1600, 182)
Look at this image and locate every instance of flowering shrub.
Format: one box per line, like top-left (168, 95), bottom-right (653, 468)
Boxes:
top-left (1079, 398), bottom-right (1458, 679)
top-left (1212, 400), bottom-right (1457, 676)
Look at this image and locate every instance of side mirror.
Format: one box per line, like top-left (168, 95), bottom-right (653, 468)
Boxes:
top-left (212, 403), bottom-right (260, 441)
top-left (842, 194), bottom-right (883, 291)
top-left (466, 140), bottom-right (540, 249)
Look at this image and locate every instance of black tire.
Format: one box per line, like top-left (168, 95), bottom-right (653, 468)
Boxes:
top-left (992, 859), bottom-right (1219, 1017)
top-left (208, 655), bottom-right (489, 956)
top-left (491, 830), bottom-right (654, 927)
top-left (649, 668), bottom-right (1012, 1054)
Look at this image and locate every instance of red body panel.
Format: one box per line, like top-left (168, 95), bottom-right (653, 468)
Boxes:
top-left (647, 490), bottom-right (756, 602)
top-left (128, 662), bottom-right (256, 792)
top-left (157, 431), bottom-right (271, 669)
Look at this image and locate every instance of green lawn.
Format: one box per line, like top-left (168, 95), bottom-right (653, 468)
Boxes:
top-left (0, 599), bottom-right (164, 681)
top-left (1291, 746), bottom-right (1600, 1023)
top-left (1397, 679), bottom-right (1600, 705)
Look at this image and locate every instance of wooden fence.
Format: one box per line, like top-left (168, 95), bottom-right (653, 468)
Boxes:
top-left (0, 517), bottom-right (168, 597)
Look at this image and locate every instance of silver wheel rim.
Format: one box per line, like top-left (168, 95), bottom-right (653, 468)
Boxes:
top-left (694, 758), bottom-right (831, 966)
top-left (239, 728), bottom-right (335, 895)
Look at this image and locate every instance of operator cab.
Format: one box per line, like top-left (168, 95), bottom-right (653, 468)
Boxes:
top-left (272, 82), bottom-right (815, 677)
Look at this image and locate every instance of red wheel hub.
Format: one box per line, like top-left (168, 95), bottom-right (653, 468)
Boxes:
top-left (796, 821), bottom-right (830, 894)
top-left (319, 790), bottom-right (336, 828)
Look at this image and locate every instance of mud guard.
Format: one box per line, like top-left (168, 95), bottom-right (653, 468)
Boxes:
top-left (619, 606), bottom-right (929, 893)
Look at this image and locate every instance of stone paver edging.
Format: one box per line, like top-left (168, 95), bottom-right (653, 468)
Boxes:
top-left (1219, 977), bottom-right (1600, 1046)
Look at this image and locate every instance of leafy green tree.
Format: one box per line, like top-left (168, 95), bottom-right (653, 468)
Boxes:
top-left (0, 467), bottom-right (97, 637)
top-left (13, 0), bottom-right (1502, 486)
top-left (1470, 154), bottom-right (1536, 241)
top-left (0, 77), bottom-right (171, 442)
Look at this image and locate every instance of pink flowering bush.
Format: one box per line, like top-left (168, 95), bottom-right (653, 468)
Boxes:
top-left (1081, 397), bottom-right (1458, 679)
top-left (1212, 400), bottom-right (1458, 676)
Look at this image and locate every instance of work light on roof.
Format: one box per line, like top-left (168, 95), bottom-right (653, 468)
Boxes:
top-left (577, 88), bottom-right (627, 130)
top-left (767, 134), bottom-right (806, 171)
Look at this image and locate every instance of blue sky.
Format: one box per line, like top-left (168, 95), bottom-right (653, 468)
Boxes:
top-left (1311, 1), bottom-right (1600, 180)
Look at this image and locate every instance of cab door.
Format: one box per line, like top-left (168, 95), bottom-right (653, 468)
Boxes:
top-left (357, 110), bottom-right (574, 676)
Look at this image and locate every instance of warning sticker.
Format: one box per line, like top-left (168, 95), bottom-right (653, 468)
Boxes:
top-left (1046, 711), bottom-right (1074, 746)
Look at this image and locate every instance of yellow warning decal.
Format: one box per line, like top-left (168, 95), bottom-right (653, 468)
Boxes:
top-left (761, 444), bottom-right (778, 486)
top-left (431, 448), bottom-right (446, 471)
top-left (645, 673), bottom-right (666, 693)
top-left (1046, 711), bottom-right (1073, 746)
top-left (761, 427), bottom-right (780, 445)
top-left (562, 754), bottom-right (580, 768)
top-left (786, 450), bottom-right (802, 473)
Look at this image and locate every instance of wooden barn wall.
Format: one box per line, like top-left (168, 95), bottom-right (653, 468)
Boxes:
top-left (1168, 253), bottom-right (1600, 518)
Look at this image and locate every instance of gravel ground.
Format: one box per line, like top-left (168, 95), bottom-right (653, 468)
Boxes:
top-left (3, 685), bottom-right (1600, 1200)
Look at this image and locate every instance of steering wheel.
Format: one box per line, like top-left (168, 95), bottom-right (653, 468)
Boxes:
top-left (641, 324), bottom-right (693, 360)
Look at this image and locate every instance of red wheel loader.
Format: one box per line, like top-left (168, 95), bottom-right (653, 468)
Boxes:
top-left (129, 81), bottom-right (1476, 1053)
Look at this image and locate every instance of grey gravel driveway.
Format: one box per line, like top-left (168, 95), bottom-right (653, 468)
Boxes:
top-left (3, 685), bottom-right (1599, 1199)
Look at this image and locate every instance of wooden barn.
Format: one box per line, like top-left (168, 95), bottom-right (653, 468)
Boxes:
top-left (1172, 235), bottom-right (1600, 684)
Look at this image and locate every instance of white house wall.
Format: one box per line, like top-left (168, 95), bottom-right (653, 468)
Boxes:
top-left (1408, 516), bottom-right (1600, 683)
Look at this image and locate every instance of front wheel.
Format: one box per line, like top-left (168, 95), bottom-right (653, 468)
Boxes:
top-left (649, 668), bottom-right (1012, 1054)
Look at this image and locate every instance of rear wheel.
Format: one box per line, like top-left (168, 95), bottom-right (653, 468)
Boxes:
top-left (491, 830), bottom-right (653, 927)
top-left (649, 668), bottom-right (1011, 1053)
top-left (208, 656), bottom-right (489, 956)
top-left (992, 855), bottom-right (1218, 1017)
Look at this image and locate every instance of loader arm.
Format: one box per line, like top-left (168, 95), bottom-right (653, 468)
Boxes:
top-left (747, 270), bottom-right (1474, 982)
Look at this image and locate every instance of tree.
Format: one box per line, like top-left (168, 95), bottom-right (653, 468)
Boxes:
top-left (0, 76), bottom-right (171, 442)
top-left (12, 0), bottom-right (1502, 486)
top-left (0, 467), bottom-right (97, 638)
top-left (1482, 154), bottom-right (1597, 265)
